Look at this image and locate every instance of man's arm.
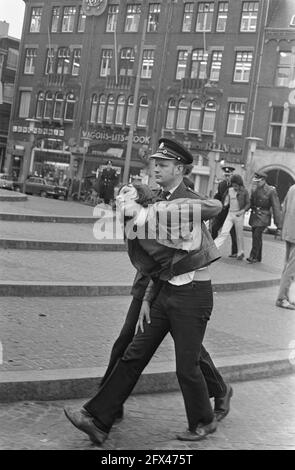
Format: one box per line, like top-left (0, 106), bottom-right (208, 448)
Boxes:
top-left (270, 188), bottom-right (282, 228)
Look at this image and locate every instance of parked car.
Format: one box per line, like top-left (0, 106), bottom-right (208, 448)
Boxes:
top-left (14, 176), bottom-right (67, 199)
top-left (244, 210), bottom-right (277, 234)
top-left (0, 173), bottom-right (14, 190)
top-left (45, 178), bottom-right (68, 200)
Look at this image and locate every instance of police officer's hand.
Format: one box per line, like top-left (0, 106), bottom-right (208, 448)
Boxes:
top-left (136, 300), bottom-right (151, 333)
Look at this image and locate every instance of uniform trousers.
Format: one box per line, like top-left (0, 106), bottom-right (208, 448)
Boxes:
top-left (100, 296), bottom-right (226, 398)
top-left (84, 281), bottom-right (215, 432)
top-left (250, 226), bottom-right (265, 261)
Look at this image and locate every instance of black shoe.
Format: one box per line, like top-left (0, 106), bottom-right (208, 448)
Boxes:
top-left (228, 254), bottom-right (237, 258)
top-left (64, 407), bottom-right (108, 445)
top-left (176, 418), bottom-right (217, 441)
top-left (246, 257), bottom-right (258, 263)
top-left (214, 385), bottom-right (233, 421)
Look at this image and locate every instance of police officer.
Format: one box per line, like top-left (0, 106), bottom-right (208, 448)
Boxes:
top-left (99, 160), bottom-right (118, 205)
top-left (247, 171), bottom-right (282, 263)
top-left (211, 166), bottom-right (238, 257)
top-left (64, 138), bottom-right (233, 445)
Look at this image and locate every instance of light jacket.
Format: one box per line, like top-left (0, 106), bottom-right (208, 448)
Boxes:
top-left (282, 184), bottom-right (295, 243)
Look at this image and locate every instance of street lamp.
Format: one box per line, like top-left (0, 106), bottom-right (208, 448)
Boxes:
top-left (208, 149), bottom-right (224, 197)
top-left (77, 135), bottom-right (91, 200)
top-left (245, 137), bottom-right (263, 187)
top-left (24, 117), bottom-right (41, 192)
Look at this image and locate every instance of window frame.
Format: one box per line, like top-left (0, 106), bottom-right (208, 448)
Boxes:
top-left (226, 102), bottom-right (246, 135)
top-left (29, 7), bottom-right (42, 33)
top-left (195, 2), bottom-right (214, 32)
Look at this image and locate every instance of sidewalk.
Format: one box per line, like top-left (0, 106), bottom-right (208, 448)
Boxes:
top-left (1, 375), bottom-right (295, 450)
top-left (0, 194), bottom-right (294, 403)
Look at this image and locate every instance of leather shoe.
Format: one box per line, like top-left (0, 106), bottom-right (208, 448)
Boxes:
top-left (246, 257), bottom-right (258, 263)
top-left (176, 418), bottom-right (217, 441)
top-left (114, 408), bottom-right (124, 424)
top-left (236, 253), bottom-right (244, 260)
top-left (228, 254), bottom-right (237, 258)
top-left (214, 384), bottom-right (233, 421)
top-left (276, 299), bottom-right (295, 310)
top-left (64, 407), bottom-right (108, 445)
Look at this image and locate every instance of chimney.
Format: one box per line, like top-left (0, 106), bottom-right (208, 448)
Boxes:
top-left (0, 21), bottom-right (9, 37)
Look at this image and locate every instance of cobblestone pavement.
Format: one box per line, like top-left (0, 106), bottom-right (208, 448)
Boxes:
top-left (0, 375), bottom-right (294, 450)
top-left (1, 287), bottom-right (294, 372)
top-left (0, 235), bottom-right (283, 283)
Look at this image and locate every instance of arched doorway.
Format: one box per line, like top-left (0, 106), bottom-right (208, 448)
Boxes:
top-left (264, 168), bottom-right (294, 203)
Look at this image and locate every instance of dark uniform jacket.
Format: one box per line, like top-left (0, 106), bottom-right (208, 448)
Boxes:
top-left (130, 181), bottom-right (221, 299)
top-left (249, 183), bottom-right (282, 228)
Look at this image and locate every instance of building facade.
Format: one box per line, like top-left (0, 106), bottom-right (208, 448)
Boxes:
top-left (0, 21), bottom-right (19, 172)
top-left (247, 0), bottom-right (295, 202)
top-left (5, 0), bottom-right (287, 196)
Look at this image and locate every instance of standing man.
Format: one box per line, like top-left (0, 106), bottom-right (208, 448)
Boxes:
top-left (276, 184), bottom-right (295, 310)
top-left (64, 138), bottom-right (233, 444)
top-left (99, 160), bottom-right (118, 205)
top-left (211, 166), bottom-right (237, 257)
top-left (247, 171), bottom-right (282, 263)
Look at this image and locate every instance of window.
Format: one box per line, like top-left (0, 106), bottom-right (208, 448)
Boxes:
top-left (188, 100), bottom-right (202, 131)
top-left (165, 98), bottom-right (176, 129)
top-left (90, 94), bottom-right (98, 123)
top-left (125, 4), bottom-right (141, 32)
top-left (240, 2), bottom-right (259, 32)
top-left (209, 51), bottom-right (222, 81)
top-left (196, 3), bottom-right (214, 32)
top-left (216, 2), bottom-right (228, 32)
top-left (45, 48), bottom-right (55, 75)
top-left (269, 106), bottom-right (295, 150)
top-left (126, 96), bottom-right (134, 125)
top-left (119, 48), bottom-right (135, 76)
top-left (147, 4), bottom-right (161, 32)
top-left (51, 7), bottom-right (60, 32)
top-left (176, 99), bottom-right (188, 130)
top-left (64, 93), bottom-right (75, 120)
top-left (36, 92), bottom-right (45, 118)
top-left (72, 49), bottom-right (81, 76)
top-left (78, 6), bottom-right (86, 32)
top-left (24, 48), bottom-right (37, 74)
top-left (182, 3), bottom-right (194, 32)
top-left (97, 95), bottom-right (106, 123)
top-left (227, 102), bottom-right (245, 135)
top-left (62, 6), bottom-right (77, 32)
top-left (275, 51), bottom-right (295, 87)
top-left (57, 48), bottom-right (71, 75)
top-left (44, 91), bottom-right (53, 119)
top-left (202, 100), bottom-right (216, 132)
top-left (106, 95), bottom-right (115, 124)
top-left (115, 95), bottom-right (126, 125)
top-left (191, 49), bottom-right (208, 79)
top-left (7, 48), bottom-right (19, 69)
top-left (100, 49), bottom-right (113, 77)
top-left (106, 5), bottom-right (119, 32)
top-left (233, 51), bottom-right (253, 82)
top-left (3, 83), bottom-right (14, 103)
top-left (29, 7), bottom-right (42, 33)
top-left (176, 50), bottom-right (188, 80)
top-left (137, 96), bottom-right (149, 127)
top-left (53, 92), bottom-right (64, 120)
top-left (141, 50), bottom-right (154, 78)
top-left (19, 91), bottom-right (31, 118)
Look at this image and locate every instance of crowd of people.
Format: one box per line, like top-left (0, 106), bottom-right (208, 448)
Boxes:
top-left (63, 137), bottom-right (294, 447)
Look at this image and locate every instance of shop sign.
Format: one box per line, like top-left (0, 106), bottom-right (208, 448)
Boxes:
top-left (12, 126), bottom-right (64, 137)
top-left (193, 141), bottom-right (242, 155)
top-left (82, 130), bottom-right (151, 145)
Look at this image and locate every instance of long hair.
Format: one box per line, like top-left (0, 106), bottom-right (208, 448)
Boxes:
top-left (117, 183), bottom-right (156, 207)
top-left (231, 174), bottom-right (244, 187)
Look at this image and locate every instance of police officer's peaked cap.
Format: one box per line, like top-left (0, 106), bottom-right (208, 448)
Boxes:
top-left (222, 166), bottom-right (235, 174)
top-left (150, 138), bottom-right (193, 165)
top-left (253, 170), bottom-right (267, 181)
